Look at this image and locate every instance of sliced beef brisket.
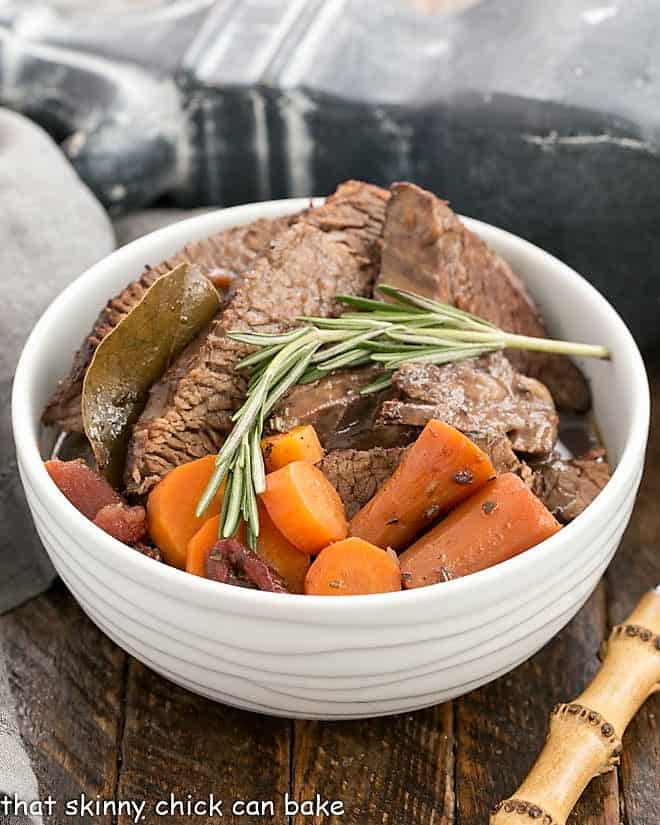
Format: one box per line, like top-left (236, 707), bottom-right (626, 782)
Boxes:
top-left (377, 182), bottom-right (590, 411)
top-left (125, 181), bottom-right (389, 494)
top-left (467, 431), bottom-right (529, 478)
top-left (379, 353), bottom-right (558, 456)
top-left (271, 367), bottom-right (416, 451)
top-left (319, 447), bottom-right (405, 519)
top-left (531, 452), bottom-right (610, 523)
top-left (301, 178), bottom-right (388, 266)
top-left (271, 368), bottom-right (381, 448)
top-left (268, 181), bottom-right (391, 450)
top-left (42, 215), bottom-right (295, 431)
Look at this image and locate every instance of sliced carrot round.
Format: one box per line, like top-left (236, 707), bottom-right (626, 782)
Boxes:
top-left (261, 425), bottom-right (324, 473)
top-left (186, 515), bottom-right (221, 577)
top-left (260, 461), bottom-right (348, 554)
top-left (147, 454), bottom-right (224, 569)
top-left (305, 537), bottom-right (402, 596)
top-left (255, 504), bottom-right (310, 593)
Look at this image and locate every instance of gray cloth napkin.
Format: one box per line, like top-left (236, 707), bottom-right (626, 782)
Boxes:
top-left (0, 652), bottom-right (40, 825)
top-left (0, 108), bottom-right (206, 823)
top-left (0, 108), bottom-right (115, 611)
top-left (0, 109), bottom-right (114, 822)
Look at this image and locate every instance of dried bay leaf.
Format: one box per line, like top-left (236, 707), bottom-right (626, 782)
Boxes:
top-left (82, 263), bottom-right (220, 486)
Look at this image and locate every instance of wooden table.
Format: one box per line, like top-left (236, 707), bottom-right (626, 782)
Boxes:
top-left (3, 359), bottom-right (658, 825)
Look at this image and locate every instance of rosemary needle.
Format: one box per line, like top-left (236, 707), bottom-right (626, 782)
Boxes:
top-left (196, 284), bottom-right (610, 548)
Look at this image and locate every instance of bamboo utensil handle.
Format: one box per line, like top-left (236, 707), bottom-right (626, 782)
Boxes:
top-left (490, 588), bottom-right (660, 825)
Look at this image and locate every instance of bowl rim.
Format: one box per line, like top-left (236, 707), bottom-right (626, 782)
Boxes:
top-left (12, 197), bottom-right (650, 619)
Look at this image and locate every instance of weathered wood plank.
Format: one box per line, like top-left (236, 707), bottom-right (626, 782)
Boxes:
top-left (115, 659), bottom-right (291, 824)
top-left (0, 581), bottom-right (126, 824)
top-left (455, 582), bottom-right (619, 825)
top-left (291, 703), bottom-right (454, 825)
top-left (605, 356), bottom-right (660, 825)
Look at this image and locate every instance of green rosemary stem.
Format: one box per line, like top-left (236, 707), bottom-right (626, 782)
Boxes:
top-left (388, 327), bottom-right (610, 359)
top-left (495, 333), bottom-right (610, 359)
top-left (194, 329), bottom-right (319, 523)
top-left (195, 283), bottom-right (610, 550)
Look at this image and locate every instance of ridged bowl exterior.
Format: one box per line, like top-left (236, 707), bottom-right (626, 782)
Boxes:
top-left (13, 200), bottom-right (650, 719)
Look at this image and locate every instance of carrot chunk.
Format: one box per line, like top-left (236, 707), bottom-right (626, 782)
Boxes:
top-left (185, 507), bottom-right (310, 593)
top-left (147, 455), bottom-right (224, 569)
top-left (261, 425), bottom-right (324, 473)
top-left (185, 515), bottom-right (227, 577)
top-left (349, 419), bottom-right (495, 550)
top-left (260, 461), bottom-right (348, 554)
top-left (256, 504), bottom-right (310, 593)
top-left (305, 537), bottom-right (402, 596)
top-left (399, 473), bottom-right (561, 588)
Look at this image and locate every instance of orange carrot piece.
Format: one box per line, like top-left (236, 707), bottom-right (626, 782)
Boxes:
top-left (349, 419), bottom-right (495, 550)
top-left (260, 461), bottom-right (348, 554)
top-left (147, 455), bottom-right (224, 569)
top-left (261, 425), bottom-right (324, 473)
top-left (255, 505), bottom-right (310, 593)
top-left (305, 537), bottom-right (401, 596)
top-left (186, 515), bottom-right (223, 577)
top-left (399, 473), bottom-right (561, 588)
top-left (185, 508), bottom-right (309, 592)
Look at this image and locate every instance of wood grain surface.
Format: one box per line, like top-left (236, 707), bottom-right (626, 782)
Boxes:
top-left (115, 660), bottom-right (291, 824)
top-left (604, 353), bottom-right (660, 825)
top-left (1, 583), bottom-right (125, 824)
top-left (292, 705), bottom-right (454, 824)
top-left (1, 363), bottom-right (658, 825)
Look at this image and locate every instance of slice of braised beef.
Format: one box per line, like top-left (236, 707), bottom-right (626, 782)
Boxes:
top-left (377, 181), bottom-right (590, 412)
top-left (125, 181), bottom-right (389, 495)
top-left (271, 367), bottom-right (416, 451)
top-left (466, 431), bottom-right (525, 476)
top-left (206, 539), bottom-right (288, 593)
top-left (268, 180), bottom-right (399, 451)
top-left (271, 368), bottom-right (381, 446)
top-left (42, 214), bottom-right (296, 432)
top-left (125, 224), bottom-right (374, 494)
top-left (319, 446), bottom-right (405, 519)
top-left (530, 452), bottom-right (611, 523)
top-left (379, 353), bottom-right (558, 456)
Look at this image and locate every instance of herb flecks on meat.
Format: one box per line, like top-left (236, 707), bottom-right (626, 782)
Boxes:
top-left (379, 352), bottom-right (559, 460)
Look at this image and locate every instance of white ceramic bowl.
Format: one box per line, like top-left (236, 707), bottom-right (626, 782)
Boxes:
top-left (12, 199), bottom-right (649, 719)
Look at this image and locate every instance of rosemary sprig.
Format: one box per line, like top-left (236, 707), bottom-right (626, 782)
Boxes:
top-left (196, 284), bottom-right (609, 547)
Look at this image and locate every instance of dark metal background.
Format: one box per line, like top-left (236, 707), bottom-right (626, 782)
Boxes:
top-left (1, 0), bottom-right (658, 346)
